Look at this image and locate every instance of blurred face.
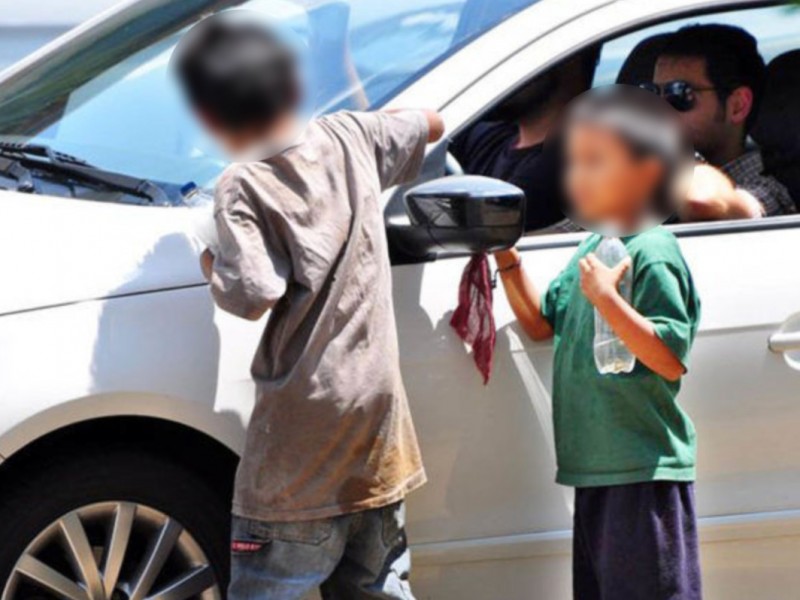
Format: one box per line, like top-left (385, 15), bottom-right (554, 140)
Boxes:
top-left (197, 109), bottom-right (297, 160)
top-left (652, 55), bottom-right (731, 160)
top-left (565, 123), bottom-right (663, 229)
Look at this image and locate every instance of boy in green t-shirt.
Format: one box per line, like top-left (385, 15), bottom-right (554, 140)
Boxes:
top-left (495, 87), bottom-right (702, 599)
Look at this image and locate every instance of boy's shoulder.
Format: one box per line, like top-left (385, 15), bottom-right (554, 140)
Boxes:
top-left (214, 161), bottom-right (276, 211)
top-left (316, 109), bottom-right (425, 141)
top-left (314, 110), bottom-right (398, 148)
top-left (624, 226), bottom-right (686, 267)
top-left (215, 162), bottom-right (247, 204)
top-left (217, 161), bottom-right (267, 191)
top-left (315, 110), bottom-right (370, 135)
top-left (284, 111), bottom-right (375, 161)
top-left (316, 110), bottom-right (361, 124)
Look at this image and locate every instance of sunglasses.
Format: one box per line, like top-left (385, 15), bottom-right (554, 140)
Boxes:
top-left (639, 80), bottom-right (721, 112)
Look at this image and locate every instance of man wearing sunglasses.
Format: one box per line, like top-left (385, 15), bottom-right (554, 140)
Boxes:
top-left (649, 24), bottom-right (794, 221)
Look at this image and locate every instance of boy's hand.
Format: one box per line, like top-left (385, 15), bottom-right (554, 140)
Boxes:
top-left (200, 248), bottom-right (215, 282)
top-left (579, 253), bottom-right (632, 308)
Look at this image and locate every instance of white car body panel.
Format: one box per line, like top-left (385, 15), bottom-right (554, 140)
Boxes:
top-left (0, 192), bottom-right (202, 314)
top-left (0, 0), bottom-right (799, 598)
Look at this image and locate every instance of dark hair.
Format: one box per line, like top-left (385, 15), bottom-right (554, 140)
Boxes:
top-left (172, 13), bottom-right (298, 131)
top-left (488, 44), bottom-right (601, 123)
top-left (616, 33), bottom-right (671, 86)
top-left (659, 24), bottom-right (765, 131)
top-left (564, 85), bottom-right (693, 216)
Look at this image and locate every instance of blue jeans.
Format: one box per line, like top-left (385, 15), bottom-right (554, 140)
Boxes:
top-left (229, 501), bottom-right (415, 600)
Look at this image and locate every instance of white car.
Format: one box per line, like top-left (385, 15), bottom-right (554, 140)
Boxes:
top-left (0, 0), bottom-right (799, 599)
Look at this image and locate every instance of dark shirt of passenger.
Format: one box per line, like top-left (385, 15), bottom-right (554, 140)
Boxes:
top-left (451, 121), bottom-right (566, 231)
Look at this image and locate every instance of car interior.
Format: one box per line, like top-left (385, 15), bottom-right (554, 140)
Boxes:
top-left (752, 49), bottom-right (800, 206)
top-left (445, 3), bottom-right (800, 238)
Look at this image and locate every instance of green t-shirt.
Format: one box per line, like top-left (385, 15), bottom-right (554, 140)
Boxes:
top-left (541, 226), bottom-right (701, 487)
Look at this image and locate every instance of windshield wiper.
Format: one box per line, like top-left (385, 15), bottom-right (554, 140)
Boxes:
top-left (0, 141), bottom-right (170, 205)
top-left (0, 156), bottom-right (36, 193)
top-left (0, 141), bottom-right (91, 166)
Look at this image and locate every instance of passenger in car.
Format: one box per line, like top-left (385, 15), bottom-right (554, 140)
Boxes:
top-left (648, 24), bottom-right (795, 220)
top-left (450, 47), bottom-right (599, 231)
top-left (752, 50), bottom-right (800, 209)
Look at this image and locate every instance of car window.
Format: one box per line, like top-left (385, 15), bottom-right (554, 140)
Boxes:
top-left (447, 3), bottom-right (800, 243)
top-left (0, 0), bottom-right (540, 201)
top-left (594, 4), bottom-right (800, 224)
top-left (594, 5), bottom-right (800, 86)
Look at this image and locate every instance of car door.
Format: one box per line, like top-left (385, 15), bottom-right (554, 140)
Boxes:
top-left (388, 2), bottom-right (800, 599)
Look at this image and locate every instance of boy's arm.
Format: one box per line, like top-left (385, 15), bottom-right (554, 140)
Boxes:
top-left (354, 109), bottom-right (443, 190)
top-left (384, 109), bottom-right (444, 144)
top-left (205, 172), bottom-right (290, 321)
top-left (579, 254), bottom-right (685, 381)
top-left (494, 248), bottom-right (554, 341)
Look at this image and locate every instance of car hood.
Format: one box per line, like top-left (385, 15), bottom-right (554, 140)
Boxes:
top-left (0, 190), bottom-right (206, 316)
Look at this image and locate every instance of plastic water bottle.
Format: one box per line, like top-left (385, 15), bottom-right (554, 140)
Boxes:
top-left (593, 237), bottom-right (635, 374)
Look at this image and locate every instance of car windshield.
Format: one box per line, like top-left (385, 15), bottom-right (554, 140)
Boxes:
top-left (0, 0), bottom-right (538, 196)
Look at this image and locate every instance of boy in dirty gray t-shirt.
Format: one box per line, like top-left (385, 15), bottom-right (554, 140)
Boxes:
top-left (173, 13), bottom-right (444, 600)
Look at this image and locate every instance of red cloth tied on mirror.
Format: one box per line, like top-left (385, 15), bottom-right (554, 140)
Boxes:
top-left (449, 253), bottom-right (496, 384)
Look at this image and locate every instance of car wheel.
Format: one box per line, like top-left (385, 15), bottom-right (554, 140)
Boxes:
top-left (0, 448), bottom-right (230, 600)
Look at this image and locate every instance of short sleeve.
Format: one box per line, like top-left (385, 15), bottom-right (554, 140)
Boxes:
top-left (632, 260), bottom-right (699, 370)
top-left (210, 172), bottom-right (290, 320)
top-left (540, 270), bottom-right (566, 331)
top-left (352, 111), bottom-right (429, 190)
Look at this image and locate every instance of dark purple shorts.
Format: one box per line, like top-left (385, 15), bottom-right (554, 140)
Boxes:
top-left (573, 481), bottom-right (702, 600)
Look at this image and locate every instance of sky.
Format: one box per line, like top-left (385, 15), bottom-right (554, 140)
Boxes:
top-left (0, 0), bottom-right (123, 26)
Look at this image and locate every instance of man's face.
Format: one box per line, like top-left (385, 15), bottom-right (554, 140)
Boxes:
top-left (652, 55), bottom-right (728, 160)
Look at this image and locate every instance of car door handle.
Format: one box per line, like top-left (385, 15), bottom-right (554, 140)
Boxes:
top-left (769, 331), bottom-right (800, 353)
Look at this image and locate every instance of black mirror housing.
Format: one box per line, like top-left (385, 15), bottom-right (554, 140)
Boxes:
top-left (403, 175), bottom-right (525, 256)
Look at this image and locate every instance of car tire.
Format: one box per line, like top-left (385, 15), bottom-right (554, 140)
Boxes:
top-left (0, 447), bottom-right (230, 600)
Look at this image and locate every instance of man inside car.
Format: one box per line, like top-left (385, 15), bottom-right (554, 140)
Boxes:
top-left (649, 24), bottom-right (795, 220)
top-left (450, 48), bottom-right (599, 232)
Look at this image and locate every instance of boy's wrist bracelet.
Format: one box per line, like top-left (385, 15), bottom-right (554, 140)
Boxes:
top-left (497, 259), bottom-right (521, 274)
top-left (492, 259), bottom-right (520, 289)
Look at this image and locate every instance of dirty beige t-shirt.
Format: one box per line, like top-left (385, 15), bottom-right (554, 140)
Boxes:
top-left (210, 111), bottom-right (429, 522)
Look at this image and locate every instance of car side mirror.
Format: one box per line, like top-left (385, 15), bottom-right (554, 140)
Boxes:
top-left (401, 175), bottom-right (526, 256)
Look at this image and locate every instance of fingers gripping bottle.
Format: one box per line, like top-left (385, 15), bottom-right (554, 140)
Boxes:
top-left (593, 237), bottom-right (635, 374)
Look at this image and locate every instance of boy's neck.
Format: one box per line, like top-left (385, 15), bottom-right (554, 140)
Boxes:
top-left (230, 113), bottom-right (303, 163)
top-left (265, 112), bottom-right (300, 140)
top-left (594, 209), bottom-right (653, 237)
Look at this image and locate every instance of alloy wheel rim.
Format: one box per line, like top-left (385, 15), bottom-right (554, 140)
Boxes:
top-left (2, 502), bottom-right (221, 600)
